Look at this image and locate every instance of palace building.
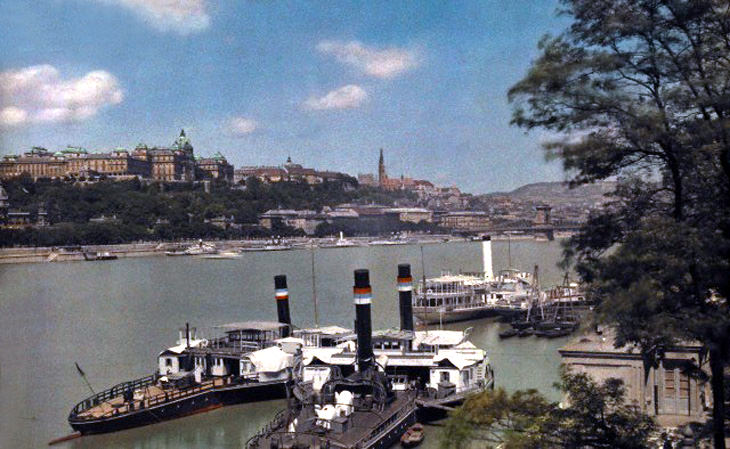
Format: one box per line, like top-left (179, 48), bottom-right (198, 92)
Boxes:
top-left (0, 130), bottom-right (233, 182)
top-left (233, 156), bottom-right (354, 187)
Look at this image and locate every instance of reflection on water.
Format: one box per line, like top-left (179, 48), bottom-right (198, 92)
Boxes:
top-left (0, 239), bottom-right (571, 449)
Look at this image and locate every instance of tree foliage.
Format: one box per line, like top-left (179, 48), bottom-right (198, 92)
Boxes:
top-left (441, 370), bottom-right (655, 449)
top-left (0, 176), bottom-right (417, 246)
top-left (509, 1), bottom-right (730, 446)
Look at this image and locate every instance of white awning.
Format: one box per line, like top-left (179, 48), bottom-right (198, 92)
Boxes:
top-left (303, 347), bottom-right (346, 365)
top-left (246, 346), bottom-right (293, 373)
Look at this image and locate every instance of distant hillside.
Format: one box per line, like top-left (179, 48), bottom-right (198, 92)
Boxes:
top-left (483, 181), bottom-right (616, 205)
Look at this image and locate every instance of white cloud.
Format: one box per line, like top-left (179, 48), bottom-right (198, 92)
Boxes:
top-left (316, 40), bottom-right (419, 79)
top-left (0, 65), bottom-right (124, 128)
top-left (226, 116), bottom-right (258, 136)
top-left (91, 0), bottom-right (210, 34)
top-left (303, 85), bottom-right (367, 111)
top-left (0, 107), bottom-right (28, 127)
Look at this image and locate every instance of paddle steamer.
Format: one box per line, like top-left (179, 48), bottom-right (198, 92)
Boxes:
top-left (68, 276), bottom-right (302, 435)
top-left (246, 269), bottom-right (418, 449)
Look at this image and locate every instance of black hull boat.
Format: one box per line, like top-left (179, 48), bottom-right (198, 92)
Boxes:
top-left (498, 328), bottom-right (519, 339)
top-left (83, 251), bottom-right (118, 261)
top-left (247, 269), bottom-right (419, 449)
top-left (67, 275), bottom-right (303, 437)
top-left (69, 375), bottom-right (288, 435)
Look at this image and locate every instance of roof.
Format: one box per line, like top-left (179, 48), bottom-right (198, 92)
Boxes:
top-left (297, 325), bottom-right (351, 336)
top-left (158, 338), bottom-right (206, 356)
top-left (413, 330), bottom-right (465, 347)
top-left (433, 352), bottom-right (480, 370)
top-left (441, 211), bottom-right (487, 217)
top-left (216, 321), bottom-right (287, 332)
top-left (426, 273), bottom-right (488, 286)
top-left (384, 207), bottom-right (431, 214)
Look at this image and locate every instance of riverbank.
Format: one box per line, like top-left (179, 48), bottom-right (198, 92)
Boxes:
top-left (0, 232), bottom-right (570, 264)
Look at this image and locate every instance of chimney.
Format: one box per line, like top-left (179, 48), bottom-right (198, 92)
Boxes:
top-left (274, 275), bottom-right (292, 337)
top-left (397, 264), bottom-right (414, 332)
top-left (353, 269), bottom-right (374, 373)
top-left (482, 235), bottom-right (493, 281)
top-left (185, 322), bottom-right (190, 349)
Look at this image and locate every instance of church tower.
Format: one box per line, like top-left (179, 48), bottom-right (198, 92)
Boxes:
top-left (378, 148), bottom-right (387, 186)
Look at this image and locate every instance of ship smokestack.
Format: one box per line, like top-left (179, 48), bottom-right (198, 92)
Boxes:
top-left (274, 275), bottom-right (292, 337)
top-left (185, 322), bottom-right (190, 348)
top-left (353, 269), bottom-right (374, 373)
top-left (397, 264), bottom-right (414, 332)
top-left (482, 235), bottom-right (493, 280)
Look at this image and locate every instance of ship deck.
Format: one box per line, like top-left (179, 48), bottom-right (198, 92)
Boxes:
top-left (251, 392), bottom-right (416, 449)
top-left (74, 376), bottom-right (231, 420)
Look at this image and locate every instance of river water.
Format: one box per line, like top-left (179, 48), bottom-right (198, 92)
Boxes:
top-left (0, 239), bottom-right (572, 449)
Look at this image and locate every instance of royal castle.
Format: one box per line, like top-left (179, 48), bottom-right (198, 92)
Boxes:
top-left (0, 130), bottom-right (233, 182)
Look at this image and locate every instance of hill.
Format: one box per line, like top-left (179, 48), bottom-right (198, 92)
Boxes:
top-left (483, 181), bottom-right (616, 206)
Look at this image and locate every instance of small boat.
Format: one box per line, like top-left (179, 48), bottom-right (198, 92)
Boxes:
top-left (83, 251), bottom-right (118, 261)
top-left (534, 328), bottom-right (572, 339)
top-left (400, 423), bottom-right (425, 447)
top-left (498, 328), bottom-right (519, 339)
top-left (165, 241), bottom-right (217, 256)
top-left (517, 328), bottom-right (534, 338)
top-left (321, 231), bottom-right (358, 248)
top-left (200, 251), bottom-right (242, 259)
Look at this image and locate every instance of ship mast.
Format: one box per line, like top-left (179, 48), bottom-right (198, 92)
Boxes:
top-left (310, 247), bottom-right (319, 327)
top-left (420, 245), bottom-right (429, 334)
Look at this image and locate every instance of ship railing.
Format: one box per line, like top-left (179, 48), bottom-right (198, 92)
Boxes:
top-left (70, 374), bottom-right (158, 416)
top-left (70, 375), bottom-right (244, 421)
top-left (245, 409), bottom-right (290, 448)
top-left (360, 392), bottom-right (417, 447)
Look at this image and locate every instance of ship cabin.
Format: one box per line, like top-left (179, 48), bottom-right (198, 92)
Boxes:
top-left (158, 327), bottom-right (205, 377)
top-left (302, 329), bottom-right (489, 397)
top-left (414, 273), bottom-right (489, 309)
top-left (158, 321), bottom-right (295, 383)
top-left (484, 269), bottom-right (535, 309)
top-left (294, 325), bottom-right (352, 348)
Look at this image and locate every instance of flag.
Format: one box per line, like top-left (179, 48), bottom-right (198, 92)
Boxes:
top-left (75, 362), bottom-right (86, 378)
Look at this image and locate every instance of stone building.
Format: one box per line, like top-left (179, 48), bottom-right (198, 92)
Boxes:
top-left (437, 211), bottom-right (490, 232)
top-left (384, 207), bottom-right (433, 224)
top-left (131, 130), bottom-right (196, 181)
top-left (233, 157), bottom-right (353, 187)
top-left (534, 204), bottom-right (552, 225)
top-left (0, 130), bottom-right (226, 183)
top-left (196, 152), bottom-right (234, 181)
top-left (559, 329), bottom-right (710, 426)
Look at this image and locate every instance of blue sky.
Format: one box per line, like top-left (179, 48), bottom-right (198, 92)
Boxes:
top-left (0, 0), bottom-right (570, 193)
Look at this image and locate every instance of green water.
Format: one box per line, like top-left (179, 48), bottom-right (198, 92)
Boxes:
top-left (0, 239), bottom-right (571, 449)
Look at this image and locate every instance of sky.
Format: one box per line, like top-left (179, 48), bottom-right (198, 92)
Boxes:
top-left (0, 0), bottom-right (571, 194)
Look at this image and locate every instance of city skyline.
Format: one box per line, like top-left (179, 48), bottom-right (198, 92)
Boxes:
top-left (0, 1), bottom-right (570, 193)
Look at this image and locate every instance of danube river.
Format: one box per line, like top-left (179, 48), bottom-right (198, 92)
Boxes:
top-left (0, 238), bottom-right (573, 449)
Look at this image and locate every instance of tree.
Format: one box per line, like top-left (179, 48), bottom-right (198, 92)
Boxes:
top-left (509, 1), bottom-right (730, 446)
top-left (441, 370), bottom-right (655, 449)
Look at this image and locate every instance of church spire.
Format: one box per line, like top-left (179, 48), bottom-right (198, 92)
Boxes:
top-left (378, 148), bottom-right (386, 186)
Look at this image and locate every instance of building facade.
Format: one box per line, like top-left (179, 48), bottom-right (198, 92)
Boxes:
top-left (437, 211), bottom-right (490, 231)
top-left (560, 330), bottom-right (710, 426)
top-left (196, 152), bottom-right (234, 181)
top-left (0, 130), bottom-right (230, 182)
top-left (233, 157), bottom-right (353, 187)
